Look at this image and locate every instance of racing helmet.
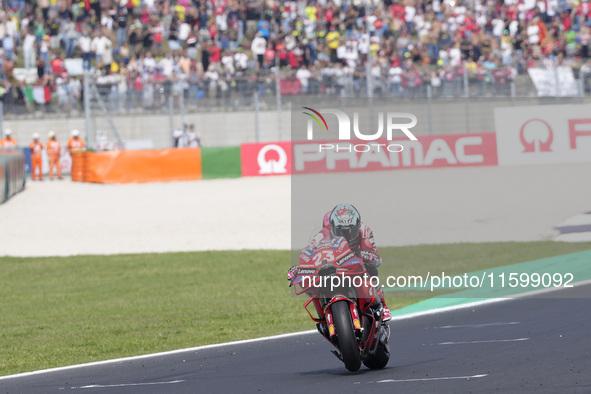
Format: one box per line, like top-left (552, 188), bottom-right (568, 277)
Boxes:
top-left (329, 203), bottom-right (361, 244)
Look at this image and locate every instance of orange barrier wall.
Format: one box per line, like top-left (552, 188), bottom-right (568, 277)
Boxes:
top-left (82, 148), bottom-right (202, 184)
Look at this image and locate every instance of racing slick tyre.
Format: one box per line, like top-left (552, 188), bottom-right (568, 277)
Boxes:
top-left (332, 300), bottom-right (361, 372)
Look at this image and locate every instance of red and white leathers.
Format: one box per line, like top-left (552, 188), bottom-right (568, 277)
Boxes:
top-left (299, 222), bottom-right (391, 321)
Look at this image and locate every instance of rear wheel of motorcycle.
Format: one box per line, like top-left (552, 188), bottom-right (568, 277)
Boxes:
top-left (362, 341), bottom-right (390, 370)
top-left (332, 301), bottom-right (361, 372)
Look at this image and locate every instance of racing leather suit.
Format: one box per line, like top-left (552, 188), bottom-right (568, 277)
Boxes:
top-left (296, 223), bottom-right (388, 309)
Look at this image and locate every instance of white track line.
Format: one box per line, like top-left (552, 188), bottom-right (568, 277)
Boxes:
top-left (376, 374), bottom-right (489, 383)
top-left (2, 279), bottom-right (590, 381)
top-left (435, 322), bottom-right (520, 329)
top-left (74, 380), bottom-right (185, 389)
top-left (438, 338), bottom-right (530, 345)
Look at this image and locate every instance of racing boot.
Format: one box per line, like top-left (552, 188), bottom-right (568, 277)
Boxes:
top-left (382, 299), bottom-right (392, 322)
top-left (377, 287), bottom-right (391, 322)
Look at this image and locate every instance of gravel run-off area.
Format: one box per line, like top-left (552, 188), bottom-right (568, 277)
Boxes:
top-left (1, 162), bottom-right (590, 257)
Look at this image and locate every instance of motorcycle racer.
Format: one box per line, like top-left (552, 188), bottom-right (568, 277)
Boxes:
top-left (289, 203), bottom-right (392, 322)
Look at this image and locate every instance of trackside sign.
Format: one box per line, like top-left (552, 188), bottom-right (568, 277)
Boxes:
top-left (494, 104), bottom-right (591, 166)
top-left (293, 133), bottom-right (497, 174)
top-left (241, 142), bottom-right (292, 176)
top-left (240, 134), bottom-right (497, 176)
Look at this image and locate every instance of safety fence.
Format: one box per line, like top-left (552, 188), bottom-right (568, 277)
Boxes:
top-left (0, 150), bottom-right (26, 204)
top-left (70, 146), bottom-right (241, 184)
top-left (2, 65), bottom-right (589, 152)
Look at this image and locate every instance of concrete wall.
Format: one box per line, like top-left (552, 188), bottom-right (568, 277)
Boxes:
top-left (4, 97), bottom-right (588, 149)
top-left (3, 110), bottom-right (291, 149)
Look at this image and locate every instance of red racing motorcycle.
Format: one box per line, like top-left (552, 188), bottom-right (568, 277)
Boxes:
top-left (291, 236), bottom-right (390, 372)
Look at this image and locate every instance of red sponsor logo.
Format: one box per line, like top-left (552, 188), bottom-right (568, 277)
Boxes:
top-left (241, 142), bottom-right (292, 176)
top-left (568, 119), bottom-right (591, 149)
top-left (292, 133), bottom-right (497, 174)
top-left (519, 119), bottom-right (553, 152)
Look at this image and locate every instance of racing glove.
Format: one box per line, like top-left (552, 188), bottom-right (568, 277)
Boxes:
top-left (287, 265), bottom-right (298, 282)
top-left (364, 263), bottom-right (379, 277)
top-left (359, 250), bottom-right (382, 267)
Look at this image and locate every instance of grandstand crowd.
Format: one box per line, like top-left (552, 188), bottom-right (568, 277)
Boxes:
top-left (0, 0), bottom-right (591, 113)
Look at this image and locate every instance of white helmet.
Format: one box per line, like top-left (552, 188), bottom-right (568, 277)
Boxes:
top-left (71, 129), bottom-right (80, 137)
top-left (4, 129), bottom-right (12, 136)
top-left (32, 133), bottom-right (40, 139)
top-left (48, 131), bottom-right (56, 138)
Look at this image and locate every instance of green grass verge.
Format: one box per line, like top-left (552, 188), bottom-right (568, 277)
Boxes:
top-left (201, 146), bottom-right (242, 179)
top-left (1, 241), bottom-right (590, 376)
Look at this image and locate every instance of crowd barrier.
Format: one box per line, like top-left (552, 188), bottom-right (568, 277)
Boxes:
top-left (77, 148), bottom-right (202, 184)
top-left (70, 146), bottom-right (241, 184)
top-left (0, 150), bottom-right (26, 204)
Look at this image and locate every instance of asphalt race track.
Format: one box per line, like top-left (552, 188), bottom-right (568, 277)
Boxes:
top-left (2, 284), bottom-right (590, 394)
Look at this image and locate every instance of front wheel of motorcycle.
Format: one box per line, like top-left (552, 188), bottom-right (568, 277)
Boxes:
top-left (332, 300), bottom-right (362, 372)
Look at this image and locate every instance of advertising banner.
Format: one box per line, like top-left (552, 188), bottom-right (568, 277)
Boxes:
top-left (527, 67), bottom-right (579, 97)
top-left (292, 133), bottom-right (498, 174)
top-left (241, 142), bottom-right (292, 177)
top-left (84, 148), bottom-right (202, 184)
top-left (495, 104), bottom-right (591, 166)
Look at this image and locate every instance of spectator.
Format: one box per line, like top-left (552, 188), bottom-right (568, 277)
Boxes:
top-left (79, 31), bottom-right (92, 70)
top-left (23, 30), bottom-right (36, 69)
top-left (64, 18), bottom-right (78, 59)
top-left (296, 64), bottom-right (312, 93)
top-left (204, 64), bottom-right (219, 102)
top-left (187, 124), bottom-right (201, 147)
top-left (251, 32), bottom-right (266, 69)
top-left (2, 34), bottom-right (15, 62)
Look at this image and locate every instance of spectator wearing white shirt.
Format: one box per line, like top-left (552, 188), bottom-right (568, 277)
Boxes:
top-left (204, 64), bottom-right (219, 101)
top-left (389, 65), bottom-right (403, 97)
top-left (405, 6), bottom-right (417, 32)
top-left (187, 124), bottom-right (201, 148)
top-left (178, 21), bottom-right (191, 42)
top-left (296, 64), bottom-right (312, 93)
top-left (251, 32), bottom-right (267, 69)
top-left (221, 52), bottom-right (235, 74)
top-left (234, 47), bottom-right (248, 71)
top-left (143, 52), bottom-right (157, 71)
top-left (23, 30), bottom-right (36, 69)
top-left (159, 54), bottom-right (174, 77)
top-left (79, 31), bottom-right (92, 70)
top-left (527, 20), bottom-right (540, 45)
top-left (102, 38), bottom-right (114, 73)
top-left (91, 31), bottom-right (111, 66)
